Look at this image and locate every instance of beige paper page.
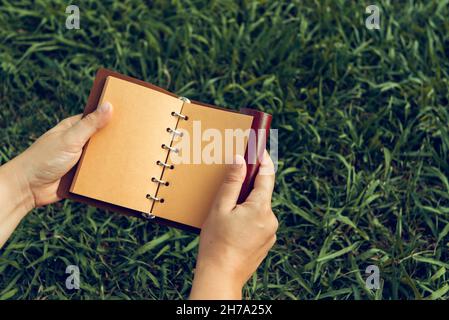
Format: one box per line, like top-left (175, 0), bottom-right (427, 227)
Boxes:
top-left (70, 76), bottom-right (184, 214)
top-left (152, 103), bottom-right (253, 228)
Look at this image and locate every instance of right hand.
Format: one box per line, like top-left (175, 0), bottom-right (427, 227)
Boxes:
top-left (190, 150), bottom-right (278, 299)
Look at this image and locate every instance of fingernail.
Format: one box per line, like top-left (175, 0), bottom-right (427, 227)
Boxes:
top-left (98, 101), bottom-right (112, 113)
top-left (261, 149), bottom-right (270, 164)
top-left (233, 154), bottom-right (245, 168)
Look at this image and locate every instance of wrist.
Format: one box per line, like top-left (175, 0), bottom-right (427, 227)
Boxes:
top-left (190, 259), bottom-right (244, 300)
top-left (0, 157), bottom-right (35, 216)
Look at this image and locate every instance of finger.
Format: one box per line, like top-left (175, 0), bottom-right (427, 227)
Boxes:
top-left (212, 154), bottom-right (247, 212)
top-left (55, 114), bottom-right (83, 130)
top-left (59, 114), bottom-right (83, 127)
top-left (44, 114), bottom-right (83, 135)
top-left (245, 150), bottom-right (275, 204)
top-left (63, 101), bottom-right (113, 148)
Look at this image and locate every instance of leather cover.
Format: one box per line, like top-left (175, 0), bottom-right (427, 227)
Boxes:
top-left (57, 68), bottom-right (272, 233)
top-left (238, 108), bottom-right (272, 203)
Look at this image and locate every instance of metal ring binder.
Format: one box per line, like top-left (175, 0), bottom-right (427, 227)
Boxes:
top-left (152, 177), bottom-right (169, 186)
top-left (141, 212), bottom-right (156, 219)
top-left (156, 160), bottom-right (174, 169)
top-left (171, 96), bottom-right (190, 119)
top-left (146, 193), bottom-right (164, 202)
top-left (167, 127), bottom-right (183, 137)
top-left (178, 96), bottom-right (191, 103)
top-left (144, 97), bottom-right (190, 213)
top-left (161, 144), bottom-right (179, 153)
top-left (171, 111), bottom-right (188, 120)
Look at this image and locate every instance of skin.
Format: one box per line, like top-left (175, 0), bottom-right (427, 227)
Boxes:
top-left (190, 151), bottom-right (277, 299)
top-left (0, 101), bottom-right (278, 299)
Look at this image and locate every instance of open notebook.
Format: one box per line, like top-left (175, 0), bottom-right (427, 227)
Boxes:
top-left (57, 68), bottom-right (272, 232)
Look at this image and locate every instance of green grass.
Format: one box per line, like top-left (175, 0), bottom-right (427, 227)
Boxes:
top-left (1, 0), bottom-right (449, 300)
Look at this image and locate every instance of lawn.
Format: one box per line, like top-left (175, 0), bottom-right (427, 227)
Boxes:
top-left (1, 0), bottom-right (449, 300)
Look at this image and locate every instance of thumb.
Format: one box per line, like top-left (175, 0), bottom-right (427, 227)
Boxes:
top-left (64, 101), bottom-right (113, 148)
top-left (213, 154), bottom-right (247, 212)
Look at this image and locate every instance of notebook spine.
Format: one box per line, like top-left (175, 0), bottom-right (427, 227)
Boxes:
top-left (142, 96), bottom-right (190, 220)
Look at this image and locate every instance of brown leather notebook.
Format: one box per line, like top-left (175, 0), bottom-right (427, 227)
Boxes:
top-left (57, 68), bottom-right (272, 233)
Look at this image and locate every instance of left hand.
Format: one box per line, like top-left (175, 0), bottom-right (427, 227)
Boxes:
top-left (0, 101), bottom-right (113, 247)
top-left (11, 101), bottom-right (113, 208)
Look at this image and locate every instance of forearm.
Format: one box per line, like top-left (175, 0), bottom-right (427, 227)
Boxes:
top-left (0, 158), bottom-right (34, 248)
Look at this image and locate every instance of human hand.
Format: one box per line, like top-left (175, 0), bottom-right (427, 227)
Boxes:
top-left (190, 150), bottom-right (278, 300)
top-left (0, 102), bottom-right (112, 247)
top-left (10, 102), bottom-right (113, 209)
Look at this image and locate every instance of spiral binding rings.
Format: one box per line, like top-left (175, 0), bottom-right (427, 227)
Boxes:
top-left (141, 212), bottom-right (156, 219)
top-left (146, 193), bottom-right (164, 203)
top-left (156, 160), bottom-right (174, 169)
top-left (161, 144), bottom-right (179, 153)
top-left (152, 177), bottom-right (169, 186)
top-left (144, 96), bottom-right (190, 215)
top-left (166, 127), bottom-right (183, 137)
top-left (171, 111), bottom-right (188, 120)
top-left (170, 96), bottom-right (189, 120)
top-left (178, 96), bottom-right (191, 103)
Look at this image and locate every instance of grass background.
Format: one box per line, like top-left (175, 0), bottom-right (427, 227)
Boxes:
top-left (1, 0), bottom-right (449, 300)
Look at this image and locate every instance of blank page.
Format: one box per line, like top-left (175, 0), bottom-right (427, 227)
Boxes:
top-left (70, 76), bottom-right (184, 214)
